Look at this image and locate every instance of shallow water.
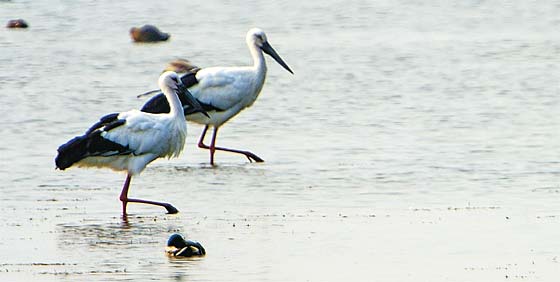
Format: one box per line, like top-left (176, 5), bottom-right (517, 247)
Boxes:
top-left (1, 0), bottom-right (560, 281)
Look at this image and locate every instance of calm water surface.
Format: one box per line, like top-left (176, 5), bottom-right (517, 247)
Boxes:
top-left (1, 0), bottom-right (560, 281)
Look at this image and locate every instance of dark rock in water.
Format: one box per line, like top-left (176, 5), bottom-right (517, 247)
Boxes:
top-left (130, 24), bottom-right (170, 42)
top-left (6, 19), bottom-right (29, 28)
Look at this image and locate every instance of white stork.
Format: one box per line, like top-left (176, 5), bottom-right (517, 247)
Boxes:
top-left (141, 28), bottom-right (293, 165)
top-left (55, 71), bottom-right (207, 215)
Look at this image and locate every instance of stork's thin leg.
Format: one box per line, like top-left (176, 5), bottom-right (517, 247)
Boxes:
top-left (197, 125), bottom-right (264, 164)
top-left (119, 174), bottom-right (132, 215)
top-left (119, 174), bottom-right (178, 215)
top-left (197, 125), bottom-right (214, 165)
top-left (209, 126), bottom-right (218, 166)
top-left (197, 125), bottom-right (210, 149)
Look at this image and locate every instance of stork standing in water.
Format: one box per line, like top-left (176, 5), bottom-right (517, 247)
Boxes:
top-left (141, 28), bottom-right (293, 165)
top-left (55, 71), bottom-right (207, 215)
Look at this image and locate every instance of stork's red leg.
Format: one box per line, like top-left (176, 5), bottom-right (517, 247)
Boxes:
top-left (209, 126), bottom-right (218, 166)
top-left (119, 174), bottom-right (132, 215)
top-left (119, 174), bottom-right (178, 215)
top-left (197, 125), bottom-right (264, 164)
top-left (197, 125), bottom-right (209, 149)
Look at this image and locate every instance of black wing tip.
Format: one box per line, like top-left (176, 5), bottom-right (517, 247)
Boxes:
top-left (55, 115), bottom-right (128, 170)
top-left (55, 134), bottom-right (91, 170)
top-left (183, 101), bottom-right (223, 116)
top-left (85, 113), bottom-right (120, 134)
top-left (180, 72), bottom-right (198, 87)
top-left (141, 93), bottom-right (169, 114)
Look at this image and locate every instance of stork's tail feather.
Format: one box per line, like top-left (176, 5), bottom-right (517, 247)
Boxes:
top-left (55, 135), bottom-right (91, 170)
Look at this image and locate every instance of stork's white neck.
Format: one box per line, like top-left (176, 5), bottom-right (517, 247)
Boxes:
top-left (161, 85), bottom-right (185, 120)
top-left (248, 41), bottom-right (267, 78)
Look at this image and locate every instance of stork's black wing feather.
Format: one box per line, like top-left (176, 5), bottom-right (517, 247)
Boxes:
top-left (140, 73), bottom-right (223, 115)
top-left (85, 113), bottom-right (120, 134)
top-left (180, 72), bottom-right (198, 88)
top-left (55, 114), bottom-right (131, 170)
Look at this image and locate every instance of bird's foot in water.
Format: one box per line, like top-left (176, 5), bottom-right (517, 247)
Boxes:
top-left (164, 204), bottom-right (179, 214)
top-left (244, 152), bottom-right (264, 163)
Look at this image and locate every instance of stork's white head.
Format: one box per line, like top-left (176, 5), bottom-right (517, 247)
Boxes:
top-left (159, 71), bottom-right (181, 91)
top-left (246, 27), bottom-right (268, 48)
top-left (246, 28), bottom-right (293, 74)
top-left (157, 71), bottom-right (210, 118)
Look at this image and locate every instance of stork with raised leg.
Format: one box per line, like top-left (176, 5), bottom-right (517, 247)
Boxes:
top-left (55, 71), bottom-right (207, 215)
top-left (141, 28), bottom-right (293, 166)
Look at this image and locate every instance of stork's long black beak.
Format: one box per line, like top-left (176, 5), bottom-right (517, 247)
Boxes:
top-left (261, 41), bottom-right (293, 74)
top-left (178, 84), bottom-right (210, 118)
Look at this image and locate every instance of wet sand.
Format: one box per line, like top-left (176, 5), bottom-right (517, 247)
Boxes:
top-left (2, 204), bottom-right (560, 281)
top-left (2, 158), bottom-right (560, 281)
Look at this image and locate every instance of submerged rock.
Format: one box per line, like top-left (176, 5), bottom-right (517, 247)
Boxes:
top-left (130, 24), bottom-right (169, 42)
top-left (6, 19), bottom-right (29, 28)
